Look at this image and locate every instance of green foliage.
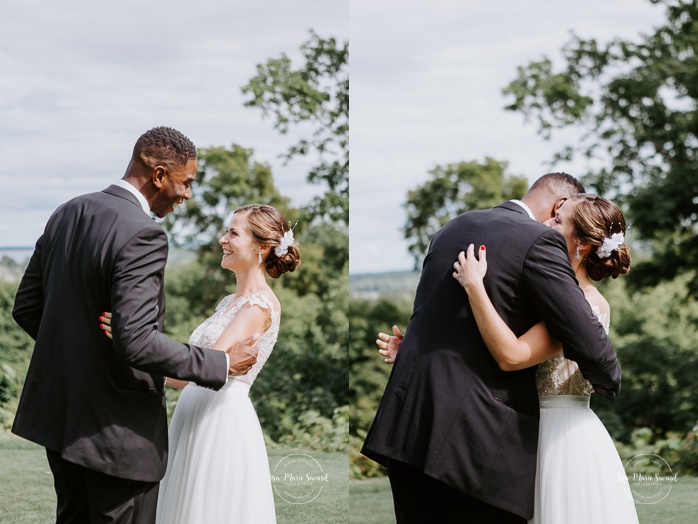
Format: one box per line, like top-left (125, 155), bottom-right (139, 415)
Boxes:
top-left (251, 282), bottom-right (348, 448)
top-left (403, 158), bottom-right (528, 267)
top-left (503, 0), bottom-right (698, 291)
top-left (163, 144), bottom-right (295, 252)
top-left (0, 256), bottom-right (27, 282)
top-left (162, 143), bottom-right (308, 311)
top-left (0, 280), bottom-right (32, 430)
top-left (242, 31), bottom-right (349, 225)
top-left (592, 273), bottom-right (698, 441)
top-left (0, 366), bottom-right (19, 431)
top-left (160, 220), bottom-right (349, 451)
top-left (677, 427), bottom-right (698, 475)
top-left (276, 406), bottom-right (348, 453)
top-left (350, 271), bottom-right (698, 479)
top-left (159, 250), bottom-right (348, 452)
top-left (0, 364), bottom-right (18, 404)
top-left (613, 426), bottom-right (698, 477)
top-left (0, 280), bottom-right (33, 365)
top-left (349, 296), bottom-right (413, 478)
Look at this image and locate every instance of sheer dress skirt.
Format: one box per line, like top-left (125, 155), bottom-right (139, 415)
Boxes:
top-left (156, 380), bottom-right (276, 524)
top-left (530, 395), bottom-right (638, 524)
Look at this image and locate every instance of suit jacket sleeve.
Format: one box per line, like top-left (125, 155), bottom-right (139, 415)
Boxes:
top-left (110, 225), bottom-right (227, 389)
top-left (522, 229), bottom-right (621, 398)
top-left (12, 235), bottom-right (45, 340)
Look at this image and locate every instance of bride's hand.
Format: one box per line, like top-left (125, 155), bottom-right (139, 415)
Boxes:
top-left (376, 325), bottom-right (404, 364)
top-left (453, 244), bottom-right (487, 292)
top-left (99, 312), bottom-right (113, 339)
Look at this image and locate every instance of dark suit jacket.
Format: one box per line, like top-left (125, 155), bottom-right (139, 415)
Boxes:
top-left (361, 202), bottom-right (621, 519)
top-left (12, 185), bottom-right (228, 482)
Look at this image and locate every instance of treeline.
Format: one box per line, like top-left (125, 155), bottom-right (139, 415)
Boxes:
top-left (348, 272), bottom-right (698, 478)
top-left (0, 242), bottom-right (348, 452)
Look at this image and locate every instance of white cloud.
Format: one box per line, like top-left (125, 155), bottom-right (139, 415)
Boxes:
top-left (1, 0), bottom-right (347, 246)
top-left (349, 0), bottom-right (663, 273)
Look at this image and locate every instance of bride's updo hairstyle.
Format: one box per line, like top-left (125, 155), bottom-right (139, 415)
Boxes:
top-left (234, 204), bottom-right (300, 279)
top-left (568, 194), bottom-right (631, 281)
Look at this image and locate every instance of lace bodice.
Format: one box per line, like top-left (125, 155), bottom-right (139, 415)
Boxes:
top-left (188, 292), bottom-right (280, 387)
top-left (535, 304), bottom-right (609, 397)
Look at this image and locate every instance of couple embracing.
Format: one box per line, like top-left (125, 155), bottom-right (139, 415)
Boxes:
top-left (362, 173), bottom-right (639, 523)
top-left (12, 127), bottom-right (298, 523)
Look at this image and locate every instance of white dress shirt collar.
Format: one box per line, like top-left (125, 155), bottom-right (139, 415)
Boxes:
top-left (115, 179), bottom-right (151, 215)
top-left (509, 199), bottom-right (536, 221)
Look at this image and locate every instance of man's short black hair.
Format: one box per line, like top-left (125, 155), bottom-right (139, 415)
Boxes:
top-left (133, 126), bottom-right (197, 170)
top-left (529, 172), bottom-right (585, 196)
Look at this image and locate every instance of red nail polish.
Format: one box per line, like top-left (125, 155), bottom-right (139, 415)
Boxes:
top-left (480, 245), bottom-right (486, 250)
top-left (100, 324), bottom-right (104, 329)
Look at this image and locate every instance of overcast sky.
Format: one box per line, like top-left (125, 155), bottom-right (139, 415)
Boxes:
top-left (3, 1), bottom-right (664, 275)
top-left (349, 0), bottom-right (663, 274)
top-left (1, 0), bottom-right (347, 248)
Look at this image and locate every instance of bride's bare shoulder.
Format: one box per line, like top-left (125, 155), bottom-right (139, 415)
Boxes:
top-left (583, 286), bottom-right (610, 318)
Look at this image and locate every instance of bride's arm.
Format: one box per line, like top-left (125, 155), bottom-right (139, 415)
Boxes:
top-left (211, 303), bottom-right (271, 355)
top-left (453, 244), bottom-right (562, 371)
top-left (99, 303), bottom-right (271, 384)
top-left (160, 307), bottom-right (268, 384)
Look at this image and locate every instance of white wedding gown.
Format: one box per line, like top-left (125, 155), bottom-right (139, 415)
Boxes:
top-left (530, 305), bottom-right (638, 524)
top-left (156, 293), bottom-right (279, 524)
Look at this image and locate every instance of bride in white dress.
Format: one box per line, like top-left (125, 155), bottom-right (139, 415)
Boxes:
top-left (379, 194), bottom-right (638, 523)
top-left (105, 204), bottom-right (299, 523)
top-left (451, 194), bottom-right (638, 524)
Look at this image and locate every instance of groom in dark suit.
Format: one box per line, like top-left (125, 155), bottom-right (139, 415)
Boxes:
top-left (362, 173), bottom-right (622, 523)
top-left (12, 127), bottom-right (258, 523)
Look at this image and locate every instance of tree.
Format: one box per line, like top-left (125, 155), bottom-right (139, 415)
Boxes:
top-left (348, 296), bottom-right (414, 478)
top-left (162, 144), bottom-right (297, 314)
top-left (403, 158), bottom-right (528, 267)
top-left (242, 31), bottom-right (348, 226)
top-left (164, 144), bottom-right (294, 247)
top-left (159, 144), bottom-right (349, 448)
top-left (503, 0), bottom-right (698, 292)
top-left (591, 273), bottom-right (698, 441)
top-left (0, 279), bottom-right (33, 429)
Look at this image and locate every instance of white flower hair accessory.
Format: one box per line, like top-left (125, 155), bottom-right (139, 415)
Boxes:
top-left (597, 232), bottom-right (625, 259)
top-left (274, 230), bottom-right (296, 257)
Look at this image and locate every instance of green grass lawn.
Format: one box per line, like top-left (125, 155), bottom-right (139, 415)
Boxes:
top-left (349, 476), bottom-right (698, 524)
top-left (0, 433), bottom-right (347, 524)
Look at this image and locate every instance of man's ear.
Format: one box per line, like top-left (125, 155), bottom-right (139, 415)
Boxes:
top-left (152, 166), bottom-right (167, 189)
top-left (551, 197), bottom-right (567, 218)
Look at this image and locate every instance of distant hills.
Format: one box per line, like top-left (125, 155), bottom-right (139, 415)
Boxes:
top-left (0, 255), bottom-right (29, 282)
top-left (349, 270), bottom-right (420, 300)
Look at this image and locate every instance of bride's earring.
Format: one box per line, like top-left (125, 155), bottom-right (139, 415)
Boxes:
top-left (575, 245), bottom-right (582, 261)
top-left (258, 252), bottom-right (263, 264)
